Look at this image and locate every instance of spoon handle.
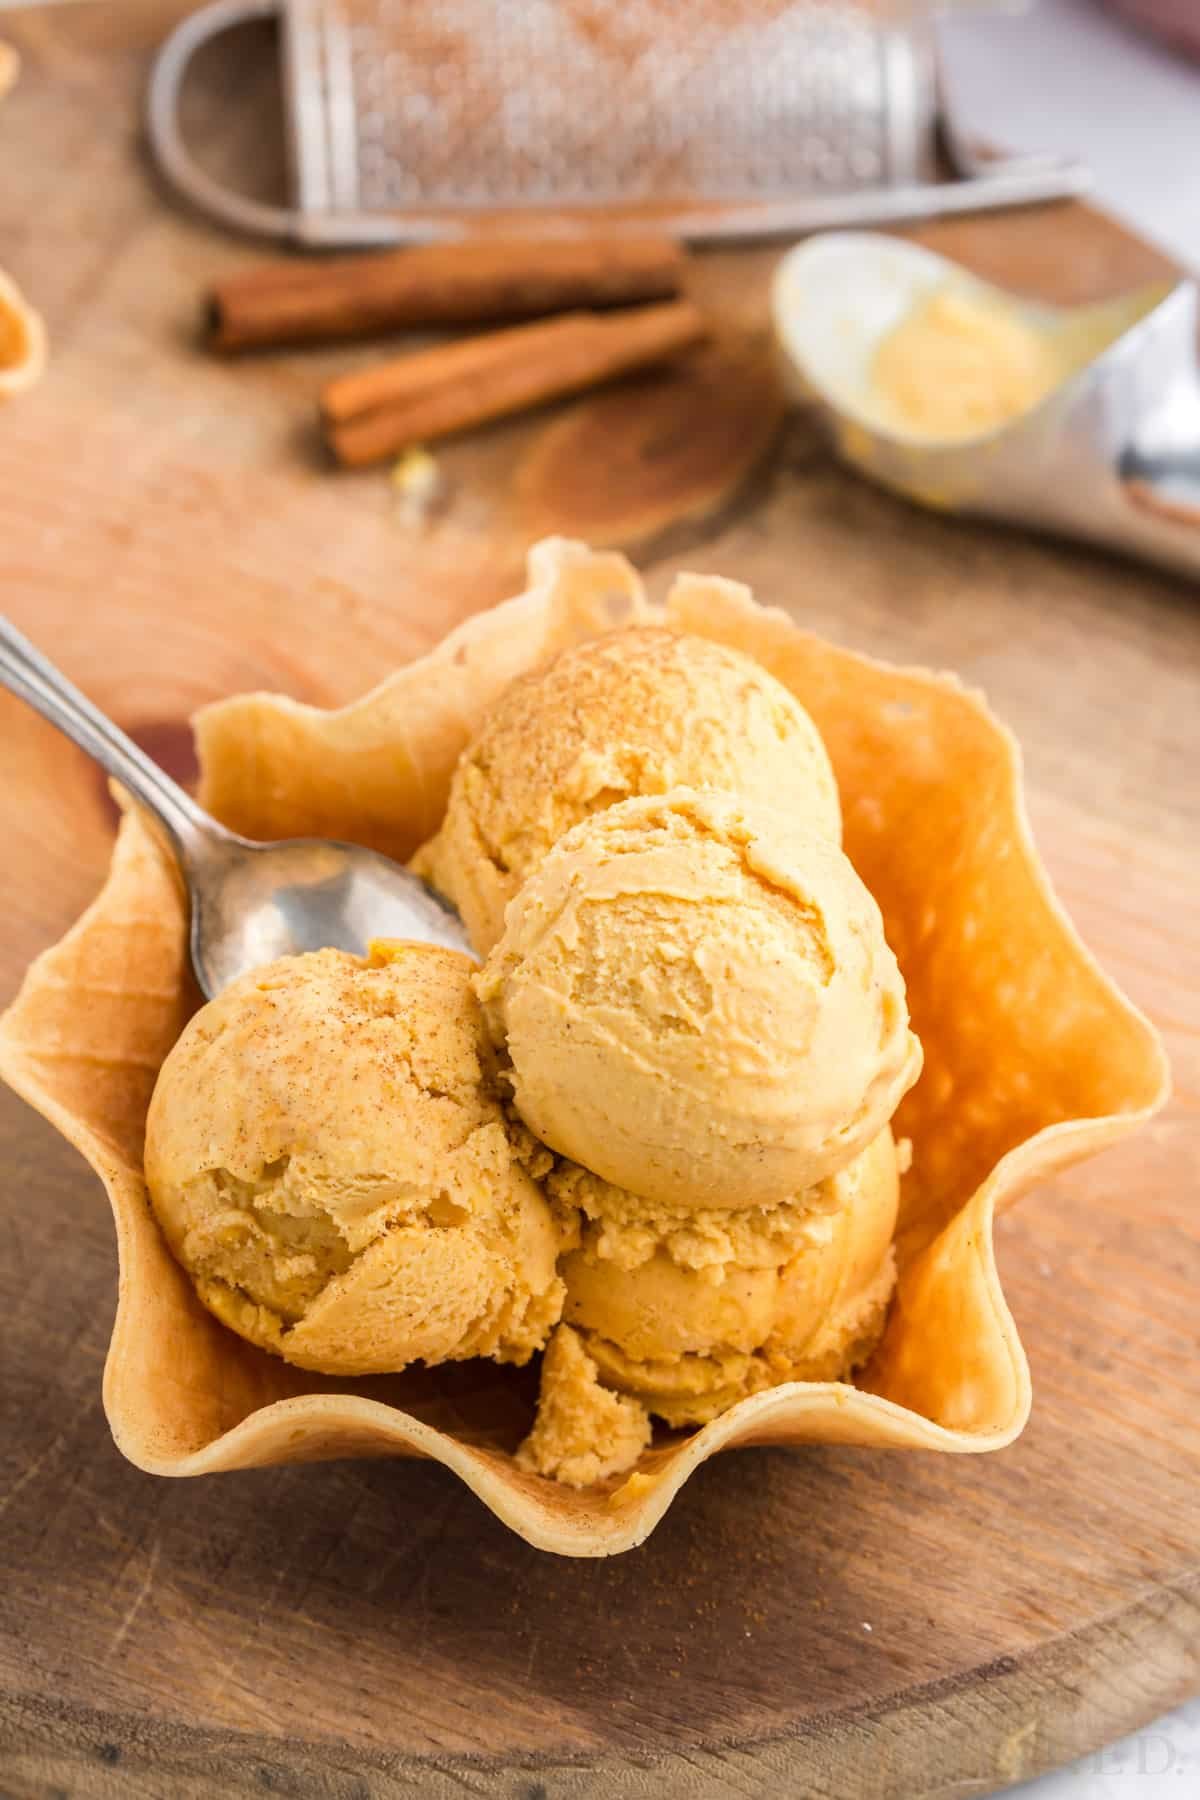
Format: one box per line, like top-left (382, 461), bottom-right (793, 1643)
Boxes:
top-left (0, 614), bottom-right (225, 861)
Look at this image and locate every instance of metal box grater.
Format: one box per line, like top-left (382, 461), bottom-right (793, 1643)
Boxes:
top-left (148, 0), bottom-right (1086, 247)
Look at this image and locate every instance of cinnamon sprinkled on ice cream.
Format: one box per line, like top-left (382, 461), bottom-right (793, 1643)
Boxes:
top-left (145, 944), bottom-right (565, 1374)
top-left (413, 627), bottom-right (841, 956)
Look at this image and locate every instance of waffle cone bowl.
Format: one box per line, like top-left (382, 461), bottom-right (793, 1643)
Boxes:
top-left (0, 539), bottom-right (1168, 1556)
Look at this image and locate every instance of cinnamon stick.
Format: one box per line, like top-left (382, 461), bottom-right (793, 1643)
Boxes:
top-left (322, 301), bottom-right (707, 468)
top-left (208, 235), bottom-right (686, 353)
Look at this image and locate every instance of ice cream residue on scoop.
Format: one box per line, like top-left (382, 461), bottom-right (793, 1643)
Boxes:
top-left (868, 285), bottom-right (1062, 443)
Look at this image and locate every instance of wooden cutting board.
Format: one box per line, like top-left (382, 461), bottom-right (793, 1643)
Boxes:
top-left (1, 7), bottom-right (1197, 1797)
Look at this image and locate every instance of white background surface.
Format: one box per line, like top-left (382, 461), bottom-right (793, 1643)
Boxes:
top-left (943, 5), bottom-right (1199, 1795)
top-left (941, 0), bottom-right (1200, 269)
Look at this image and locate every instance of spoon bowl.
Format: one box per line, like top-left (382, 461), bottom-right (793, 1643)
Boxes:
top-left (0, 616), bottom-right (473, 997)
top-left (187, 832), bottom-right (473, 995)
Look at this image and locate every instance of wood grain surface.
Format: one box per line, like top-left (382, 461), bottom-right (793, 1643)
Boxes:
top-left (1, 6), bottom-right (1198, 1798)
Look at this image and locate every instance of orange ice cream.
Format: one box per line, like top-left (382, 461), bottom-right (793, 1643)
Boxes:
top-left (477, 790), bottom-right (920, 1209)
top-left (413, 626), bottom-right (841, 955)
top-left (145, 944), bottom-right (565, 1375)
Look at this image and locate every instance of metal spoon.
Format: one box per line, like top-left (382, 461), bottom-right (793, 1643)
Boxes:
top-left (0, 616), bottom-right (473, 994)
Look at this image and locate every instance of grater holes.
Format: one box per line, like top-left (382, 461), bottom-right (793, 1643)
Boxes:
top-left (326, 0), bottom-right (897, 208)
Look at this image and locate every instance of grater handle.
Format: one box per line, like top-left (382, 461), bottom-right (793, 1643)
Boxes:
top-left (146, 0), bottom-right (302, 243)
top-left (146, 0), bottom-right (465, 247)
top-left (148, 0), bottom-right (669, 250)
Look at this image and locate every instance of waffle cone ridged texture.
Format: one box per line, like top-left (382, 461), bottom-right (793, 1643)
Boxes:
top-left (0, 539), bottom-right (1169, 1554)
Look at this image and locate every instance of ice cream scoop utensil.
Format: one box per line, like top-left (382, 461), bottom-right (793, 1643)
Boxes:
top-left (0, 616), bottom-right (472, 994)
top-left (773, 232), bottom-right (1200, 578)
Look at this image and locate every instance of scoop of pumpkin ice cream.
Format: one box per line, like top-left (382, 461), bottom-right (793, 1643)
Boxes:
top-left (551, 1127), bottom-right (901, 1431)
top-left (144, 943), bottom-right (565, 1375)
top-left (412, 626), bottom-right (841, 955)
top-left (517, 1324), bottom-right (651, 1489)
top-left (477, 790), bottom-right (920, 1210)
top-left (549, 1159), bottom-right (825, 1275)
